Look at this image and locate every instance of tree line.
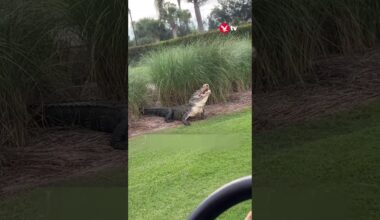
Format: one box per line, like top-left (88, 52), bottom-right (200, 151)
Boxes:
top-left (128, 0), bottom-right (252, 46)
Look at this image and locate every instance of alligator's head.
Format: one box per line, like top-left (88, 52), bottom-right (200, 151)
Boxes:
top-left (200, 84), bottom-right (210, 94)
top-left (190, 84), bottom-right (212, 106)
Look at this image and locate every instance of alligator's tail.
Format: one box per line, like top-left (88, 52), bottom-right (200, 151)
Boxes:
top-left (142, 108), bottom-right (170, 117)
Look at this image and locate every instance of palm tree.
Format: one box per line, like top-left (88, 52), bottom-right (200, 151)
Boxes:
top-left (154, 0), bottom-right (165, 20)
top-left (158, 0), bottom-right (206, 32)
top-left (177, 9), bottom-right (192, 35)
top-left (190, 0), bottom-right (207, 32)
top-left (128, 8), bottom-right (137, 45)
top-left (162, 2), bottom-right (179, 38)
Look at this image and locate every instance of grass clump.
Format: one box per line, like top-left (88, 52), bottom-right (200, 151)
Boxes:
top-left (252, 0), bottom-right (380, 90)
top-left (140, 36), bottom-right (252, 106)
top-left (0, 0), bottom-right (71, 147)
top-left (128, 68), bottom-right (150, 120)
top-left (0, 0), bottom-right (130, 147)
top-left (64, 0), bottom-right (129, 101)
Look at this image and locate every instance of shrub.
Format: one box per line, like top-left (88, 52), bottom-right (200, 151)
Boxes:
top-left (128, 24), bottom-right (252, 64)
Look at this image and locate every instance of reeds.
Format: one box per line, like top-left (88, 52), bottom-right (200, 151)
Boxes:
top-left (0, 0), bottom-right (70, 147)
top-left (139, 36), bottom-right (252, 106)
top-left (1, 0), bottom-right (130, 147)
top-left (128, 67), bottom-right (150, 120)
top-left (252, 0), bottom-right (380, 90)
top-left (65, 0), bottom-right (129, 101)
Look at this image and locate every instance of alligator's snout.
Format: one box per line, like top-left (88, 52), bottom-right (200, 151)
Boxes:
top-left (201, 84), bottom-right (210, 94)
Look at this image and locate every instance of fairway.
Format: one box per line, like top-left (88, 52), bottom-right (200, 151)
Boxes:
top-left (0, 168), bottom-right (128, 220)
top-left (128, 109), bottom-right (252, 220)
top-left (254, 99), bottom-right (380, 220)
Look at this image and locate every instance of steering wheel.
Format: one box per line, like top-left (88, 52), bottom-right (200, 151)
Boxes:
top-left (188, 175), bottom-right (252, 220)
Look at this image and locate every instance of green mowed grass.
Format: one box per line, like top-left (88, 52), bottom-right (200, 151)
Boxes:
top-left (0, 168), bottom-right (127, 220)
top-left (254, 100), bottom-right (380, 220)
top-left (128, 108), bottom-right (252, 220)
top-left (0, 109), bottom-right (252, 220)
top-left (5, 97), bottom-right (379, 220)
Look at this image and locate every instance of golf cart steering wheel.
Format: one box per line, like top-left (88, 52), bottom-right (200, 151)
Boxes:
top-left (188, 175), bottom-right (252, 220)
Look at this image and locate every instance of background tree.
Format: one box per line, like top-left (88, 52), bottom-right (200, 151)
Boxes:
top-left (157, 22), bottom-right (172, 41)
top-left (134, 18), bottom-right (164, 44)
top-left (161, 3), bottom-right (193, 38)
top-left (129, 8), bottom-right (138, 45)
top-left (128, 35), bottom-right (132, 45)
top-left (135, 18), bottom-right (170, 44)
top-left (187, 0), bottom-right (208, 32)
top-left (223, 0), bottom-right (251, 24)
top-left (157, 0), bottom-right (205, 33)
top-left (208, 7), bottom-right (229, 30)
top-left (208, 0), bottom-right (252, 30)
top-left (154, 0), bottom-right (165, 20)
top-left (161, 2), bottom-right (180, 38)
top-left (177, 9), bottom-right (192, 36)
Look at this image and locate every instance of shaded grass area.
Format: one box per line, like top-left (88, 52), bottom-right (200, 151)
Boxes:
top-left (254, 99), bottom-right (380, 220)
top-left (0, 0), bottom-right (129, 148)
top-left (64, 0), bottom-right (129, 101)
top-left (0, 110), bottom-right (251, 220)
top-left (0, 0), bottom-right (72, 147)
top-left (253, 0), bottom-right (380, 90)
top-left (0, 168), bottom-right (127, 220)
top-left (128, 109), bottom-right (252, 220)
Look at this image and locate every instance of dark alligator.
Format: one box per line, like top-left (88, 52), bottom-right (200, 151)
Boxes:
top-left (39, 84), bottom-right (210, 149)
top-left (142, 84), bottom-right (212, 125)
top-left (41, 102), bottom-right (128, 150)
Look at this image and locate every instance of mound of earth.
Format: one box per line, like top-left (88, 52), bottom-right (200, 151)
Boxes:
top-left (0, 129), bottom-right (127, 197)
top-left (128, 91), bottom-right (252, 138)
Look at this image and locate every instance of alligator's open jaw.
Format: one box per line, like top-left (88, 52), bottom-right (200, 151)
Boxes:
top-left (201, 88), bottom-right (209, 94)
top-left (200, 84), bottom-right (210, 95)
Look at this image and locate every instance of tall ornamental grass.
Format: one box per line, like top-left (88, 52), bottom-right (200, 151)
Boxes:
top-left (64, 0), bottom-right (128, 101)
top-left (128, 67), bottom-right (150, 120)
top-left (140, 36), bottom-right (252, 106)
top-left (252, 0), bottom-right (380, 90)
top-left (0, 0), bottom-right (129, 147)
top-left (0, 0), bottom-right (71, 147)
